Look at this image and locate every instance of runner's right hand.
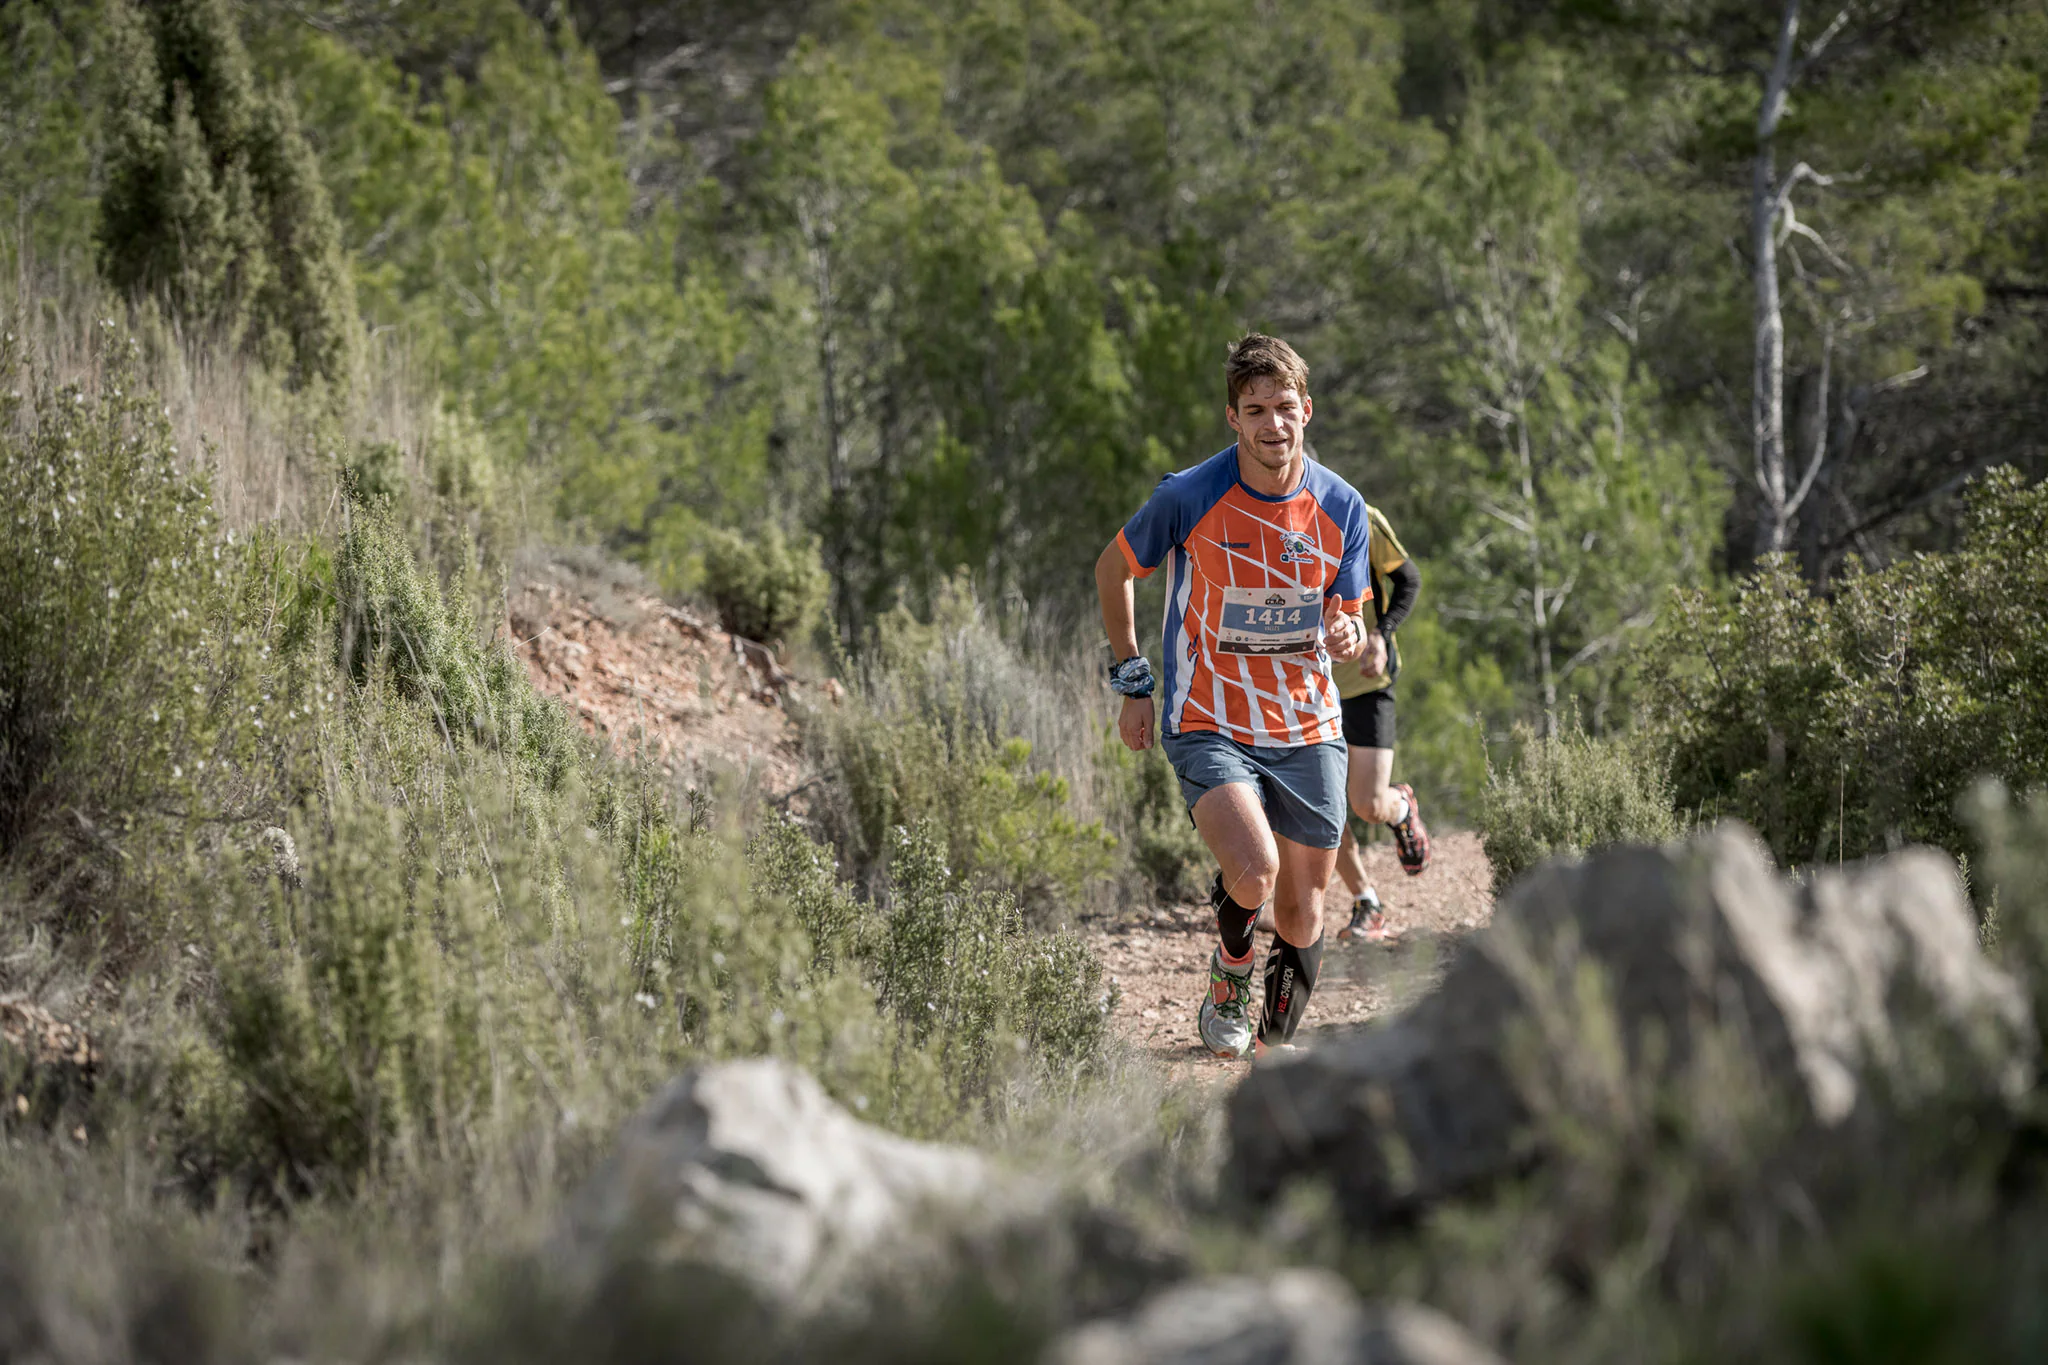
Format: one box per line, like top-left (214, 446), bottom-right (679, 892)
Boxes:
top-left (1118, 695), bottom-right (1155, 751)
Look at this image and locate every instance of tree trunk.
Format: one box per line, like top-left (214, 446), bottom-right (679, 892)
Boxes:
top-left (1752, 0), bottom-right (1801, 558)
top-left (808, 232), bottom-right (855, 641)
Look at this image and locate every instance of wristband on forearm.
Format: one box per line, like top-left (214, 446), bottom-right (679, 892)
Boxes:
top-left (1108, 655), bottom-right (1155, 698)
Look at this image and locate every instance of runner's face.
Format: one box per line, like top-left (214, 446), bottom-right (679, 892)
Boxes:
top-left (1226, 376), bottom-right (1312, 474)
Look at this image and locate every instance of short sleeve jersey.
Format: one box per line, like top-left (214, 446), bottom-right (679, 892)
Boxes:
top-left (1328, 504), bottom-right (1410, 700)
top-left (1117, 446), bottom-right (1372, 748)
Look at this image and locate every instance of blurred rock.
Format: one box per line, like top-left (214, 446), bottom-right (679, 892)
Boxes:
top-left (256, 826), bottom-right (299, 888)
top-left (1230, 824), bottom-right (2034, 1228)
top-left (1046, 1270), bottom-right (1504, 1365)
top-left (556, 1058), bottom-right (1178, 1319)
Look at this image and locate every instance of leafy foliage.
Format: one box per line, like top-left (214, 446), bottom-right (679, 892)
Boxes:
top-left (0, 325), bottom-right (295, 872)
top-left (700, 522), bottom-right (828, 644)
top-left (97, 0), bottom-right (357, 386)
top-left (1646, 468), bottom-right (2048, 868)
top-left (1479, 720), bottom-right (1683, 894)
top-left (804, 583), bottom-right (1118, 922)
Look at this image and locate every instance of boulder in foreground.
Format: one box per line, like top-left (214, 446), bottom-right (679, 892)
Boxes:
top-left (1046, 1270), bottom-right (1505, 1365)
top-left (1229, 825), bottom-right (2033, 1228)
top-left (555, 1059), bottom-right (991, 1310)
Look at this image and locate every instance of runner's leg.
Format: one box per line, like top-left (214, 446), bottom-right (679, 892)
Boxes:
top-left (1348, 744), bottom-right (1399, 825)
top-left (1331, 820), bottom-right (1369, 902)
top-left (1261, 834), bottom-right (1336, 1043)
top-left (1192, 780), bottom-right (1280, 911)
top-left (1191, 781), bottom-right (1278, 1057)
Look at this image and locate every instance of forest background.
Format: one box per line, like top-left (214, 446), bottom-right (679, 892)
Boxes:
top-left (7, 1), bottom-right (2048, 1360)
top-left (14, 0), bottom-right (2047, 814)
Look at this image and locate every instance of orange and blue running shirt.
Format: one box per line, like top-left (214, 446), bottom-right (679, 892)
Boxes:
top-left (1117, 446), bottom-right (1372, 748)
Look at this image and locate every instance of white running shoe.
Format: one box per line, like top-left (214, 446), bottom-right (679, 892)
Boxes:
top-left (1198, 947), bottom-right (1256, 1058)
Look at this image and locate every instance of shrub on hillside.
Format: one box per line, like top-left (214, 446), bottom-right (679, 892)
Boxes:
top-left (803, 584), bottom-right (1119, 922)
top-left (700, 523), bottom-right (827, 645)
top-left (1645, 468), bottom-right (2048, 868)
top-left (1103, 736), bottom-right (1208, 904)
top-left (1479, 721), bottom-right (1681, 893)
top-left (0, 329), bottom-right (291, 871)
top-left (334, 493), bottom-right (575, 795)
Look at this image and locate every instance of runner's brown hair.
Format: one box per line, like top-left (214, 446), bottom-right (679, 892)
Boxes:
top-left (1224, 333), bottom-right (1310, 410)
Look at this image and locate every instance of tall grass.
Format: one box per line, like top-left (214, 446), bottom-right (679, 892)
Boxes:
top-left (0, 259), bottom-right (513, 541)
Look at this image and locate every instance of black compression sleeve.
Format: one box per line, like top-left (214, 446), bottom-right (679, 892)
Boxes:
top-left (1377, 559), bottom-right (1420, 636)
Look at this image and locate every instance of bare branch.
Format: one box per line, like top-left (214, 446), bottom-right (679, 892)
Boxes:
top-left (1779, 210), bottom-right (1854, 274)
top-left (1557, 608), bottom-right (1661, 682)
top-left (1793, 4), bottom-right (1856, 81)
top-left (1785, 320), bottom-right (1834, 518)
top-left (1482, 502), bottom-right (1533, 536)
top-left (1772, 162), bottom-right (1845, 221)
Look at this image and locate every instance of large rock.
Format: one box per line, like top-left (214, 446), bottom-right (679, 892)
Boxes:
top-left (557, 1059), bottom-right (993, 1310)
top-left (1230, 825), bottom-right (2033, 1227)
top-left (555, 1058), bottom-right (1179, 1321)
top-left (1046, 1270), bottom-right (1505, 1365)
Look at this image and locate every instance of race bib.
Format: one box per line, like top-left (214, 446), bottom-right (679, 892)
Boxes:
top-left (1216, 585), bottom-right (1324, 656)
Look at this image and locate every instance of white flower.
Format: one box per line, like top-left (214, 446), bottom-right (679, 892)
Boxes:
top-left (633, 992), bottom-right (657, 1010)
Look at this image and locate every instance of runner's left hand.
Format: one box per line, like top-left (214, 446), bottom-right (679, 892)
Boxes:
top-left (1323, 598), bottom-right (1366, 662)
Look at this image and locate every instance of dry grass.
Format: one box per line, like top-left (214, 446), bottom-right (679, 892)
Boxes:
top-left (2, 256), bottom-right (437, 535)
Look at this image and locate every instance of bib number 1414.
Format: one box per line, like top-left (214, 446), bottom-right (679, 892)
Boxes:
top-left (1216, 586), bottom-right (1324, 656)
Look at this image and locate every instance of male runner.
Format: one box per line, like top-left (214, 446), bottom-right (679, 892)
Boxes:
top-left (1096, 334), bottom-right (1371, 1059)
top-left (1328, 504), bottom-right (1430, 942)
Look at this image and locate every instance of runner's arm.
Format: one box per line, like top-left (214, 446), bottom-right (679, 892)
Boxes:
top-left (1096, 540), bottom-right (1143, 663)
top-left (1097, 540), bottom-right (1156, 751)
top-left (1377, 559), bottom-right (1420, 640)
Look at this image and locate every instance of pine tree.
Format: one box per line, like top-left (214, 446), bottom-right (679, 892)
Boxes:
top-left (96, 0), bottom-right (357, 388)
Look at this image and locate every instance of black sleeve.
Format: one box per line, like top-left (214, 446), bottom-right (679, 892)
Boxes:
top-left (1377, 559), bottom-right (1420, 637)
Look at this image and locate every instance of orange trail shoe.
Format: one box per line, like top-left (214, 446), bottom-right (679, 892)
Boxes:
top-left (1389, 783), bottom-right (1431, 875)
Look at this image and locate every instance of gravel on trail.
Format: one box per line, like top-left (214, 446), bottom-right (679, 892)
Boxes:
top-left (1081, 830), bottom-right (1496, 1086)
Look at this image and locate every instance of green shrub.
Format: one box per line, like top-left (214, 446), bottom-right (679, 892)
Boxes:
top-left (0, 326), bottom-right (299, 880)
top-left (334, 493), bottom-right (575, 796)
top-left (1478, 720), bottom-right (1682, 893)
top-left (874, 821), bottom-right (1108, 1103)
top-left (700, 522), bottom-right (827, 645)
top-left (803, 583), bottom-right (1119, 922)
top-left (813, 710), bottom-right (1116, 922)
top-left (97, 0), bottom-right (357, 386)
top-left (1644, 468), bottom-right (2048, 869)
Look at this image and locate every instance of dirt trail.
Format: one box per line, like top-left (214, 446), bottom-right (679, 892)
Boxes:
top-left (502, 556), bottom-right (1494, 1083)
top-left (1082, 830), bottom-right (1496, 1085)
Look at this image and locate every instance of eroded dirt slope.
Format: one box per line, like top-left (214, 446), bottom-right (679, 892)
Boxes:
top-left (507, 553), bottom-right (813, 798)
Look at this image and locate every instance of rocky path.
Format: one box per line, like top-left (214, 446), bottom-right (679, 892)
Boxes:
top-left (1082, 830), bottom-right (1496, 1084)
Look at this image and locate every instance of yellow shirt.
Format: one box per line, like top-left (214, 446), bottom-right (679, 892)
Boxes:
top-left (1330, 504), bottom-right (1409, 699)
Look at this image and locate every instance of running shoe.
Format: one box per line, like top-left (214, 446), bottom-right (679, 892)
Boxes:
top-left (1336, 887), bottom-right (1391, 942)
top-left (1389, 782), bottom-right (1431, 876)
top-left (1197, 947), bottom-right (1256, 1059)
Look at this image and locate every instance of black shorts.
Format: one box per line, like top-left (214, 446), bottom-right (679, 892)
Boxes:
top-left (1339, 688), bottom-right (1395, 749)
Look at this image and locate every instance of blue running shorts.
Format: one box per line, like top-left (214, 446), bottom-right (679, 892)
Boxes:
top-left (1160, 730), bottom-right (1348, 850)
